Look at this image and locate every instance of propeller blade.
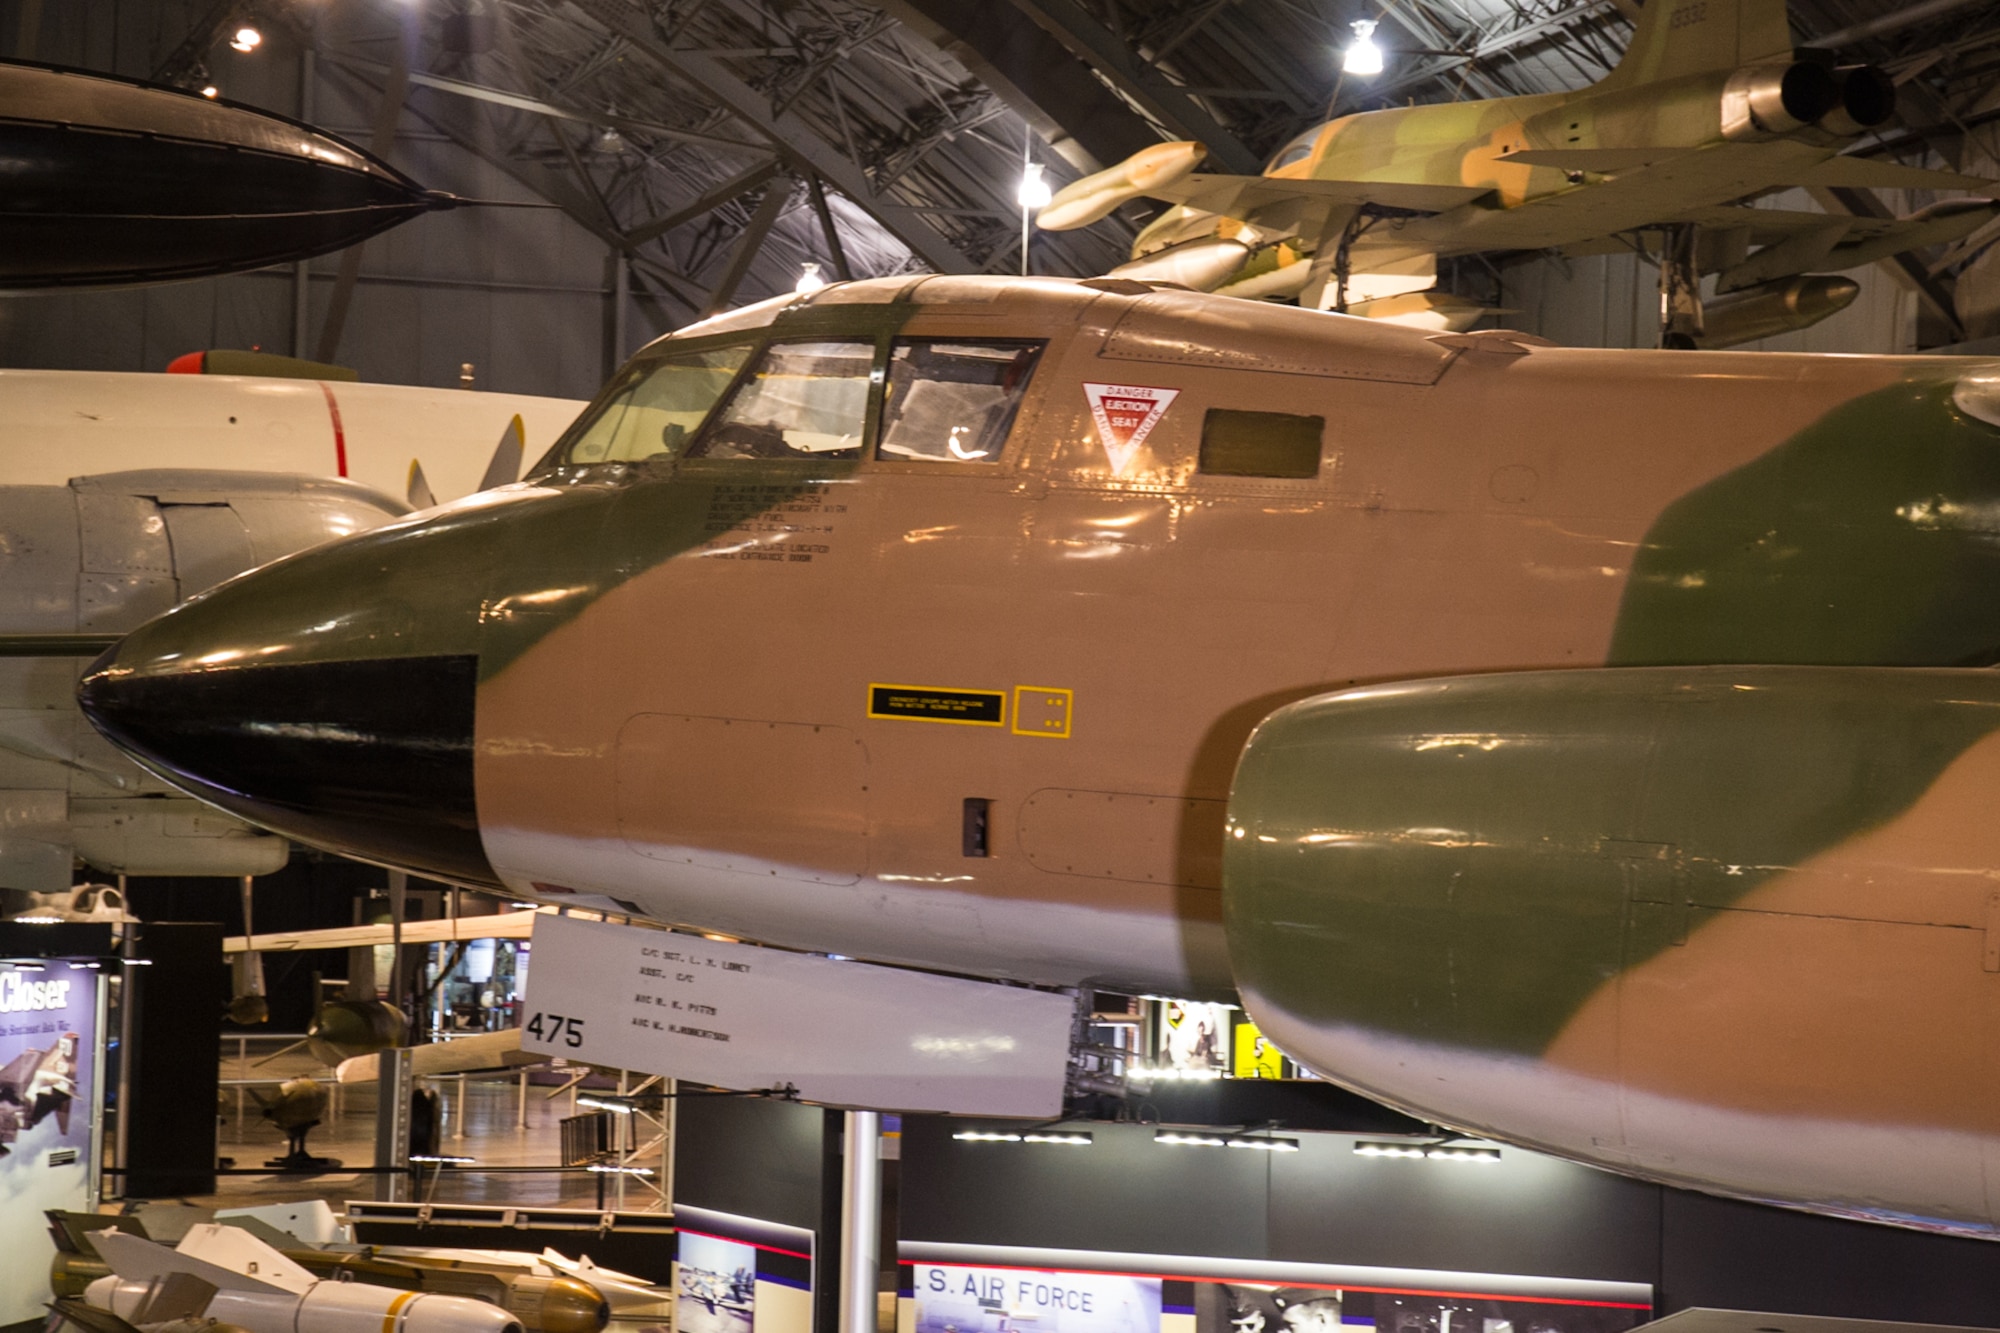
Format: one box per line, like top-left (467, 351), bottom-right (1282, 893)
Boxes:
top-left (406, 460), bottom-right (436, 510)
top-left (477, 414), bottom-right (526, 492)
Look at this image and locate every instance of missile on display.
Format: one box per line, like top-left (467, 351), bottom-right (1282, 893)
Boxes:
top-left (0, 61), bottom-right (450, 289)
top-left (54, 1233), bottom-right (611, 1333)
top-left (1036, 140), bottom-right (1208, 232)
top-left (1694, 275), bottom-right (1859, 348)
top-left (86, 1228), bottom-right (528, 1333)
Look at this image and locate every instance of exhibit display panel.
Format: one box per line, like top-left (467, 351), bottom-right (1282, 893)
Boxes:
top-left (676, 1203), bottom-right (815, 1333)
top-left (0, 960), bottom-right (104, 1324)
top-left (898, 1245), bottom-right (1652, 1333)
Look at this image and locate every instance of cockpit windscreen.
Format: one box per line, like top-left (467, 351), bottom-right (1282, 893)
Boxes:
top-left (556, 345), bottom-right (752, 466)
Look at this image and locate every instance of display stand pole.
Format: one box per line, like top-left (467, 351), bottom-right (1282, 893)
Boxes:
top-left (374, 1047), bottom-right (413, 1202)
top-left (111, 894), bottom-right (134, 1201)
top-left (838, 1109), bottom-right (882, 1333)
top-left (88, 970), bottom-right (108, 1209)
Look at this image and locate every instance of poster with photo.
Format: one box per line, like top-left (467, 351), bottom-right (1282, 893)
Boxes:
top-left (0, 963), bottom-right (100, 1324)
top-left (674, 1205), bottom-right (814, 1333)
top-left (1194, 1285), bottom-right (1646, 1333)
top-left (1161, 1001), bottom-right (1230, 1076)
top-left (678, 1230), bottom-right (758, 1333)
top-left (912, 1263), bottom-right (1163, 1333)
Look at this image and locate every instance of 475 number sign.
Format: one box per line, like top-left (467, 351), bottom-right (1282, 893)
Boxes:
top-left (526, 1011), bottom-right (586, 1049)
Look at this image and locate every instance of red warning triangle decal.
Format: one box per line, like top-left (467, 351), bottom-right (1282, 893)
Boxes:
top-left (1083, 382), bottom-right (1180, 474)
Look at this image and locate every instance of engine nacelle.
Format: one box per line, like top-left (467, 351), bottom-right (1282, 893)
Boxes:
top-left (1720, 61), bottom-right (1838, 140)
top-left (1226, 665), bottom-right (2000, 1235)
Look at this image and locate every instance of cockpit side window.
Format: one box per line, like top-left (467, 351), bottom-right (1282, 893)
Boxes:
top-left (1267, 131), bottom-right (1318, 172)
top-left (877, 339), bottom-right (1045, 464)
top-left (687, 340), bottom-right (875, 460)
top-left (556, 345), bottom-right (753, 466)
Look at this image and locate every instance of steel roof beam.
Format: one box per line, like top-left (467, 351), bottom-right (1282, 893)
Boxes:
top-left (702, 182), bottom-right (793, 315)
top-left (624, 160), bottom-right (783, 248)
top-left (1004, 0), bottom-right (1262, 174)
top-left (564, 0), bottom-right (979, 274)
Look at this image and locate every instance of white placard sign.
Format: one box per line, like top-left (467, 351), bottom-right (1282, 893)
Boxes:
top-left (520, 914), bottom-right (1073, 1115)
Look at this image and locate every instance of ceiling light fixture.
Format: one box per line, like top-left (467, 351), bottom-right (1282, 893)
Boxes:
top-left (1017, 162), bottom-right (1052, 210)
top-left (1343, 19), bottom-right (1385, 76)
top-left (229, 26), bottom-right (262, 53)
top-left (795, 262), bottom-right (827, 294)
top-left (201, 85), bottom-right (220, 99)
top-left (1355, 1139), bottom-right (1502, 1163)
top-left (1156, 1130), bottom-right (1299, 1151)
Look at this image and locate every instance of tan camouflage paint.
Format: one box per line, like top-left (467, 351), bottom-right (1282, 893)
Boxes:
top-left (468, 277), bottom-right (1951, 1001)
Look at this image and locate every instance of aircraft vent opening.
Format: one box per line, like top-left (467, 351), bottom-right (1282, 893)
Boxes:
top-left (962, 797), bottom-right (991, 858)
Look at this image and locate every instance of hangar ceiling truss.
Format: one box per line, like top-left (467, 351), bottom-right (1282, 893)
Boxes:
top-left (221, 0), bottom-right (2000, 329)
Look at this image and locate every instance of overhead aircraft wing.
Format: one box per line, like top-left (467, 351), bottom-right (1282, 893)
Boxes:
top-left (334, 1027), bottom-right (535, 1084)
top-left (1792, 157), bottom-right (1999, 194)
top-left (226, 907), bottom-right (541, 954)
top-left (1149, 174), bottom-right (1493, 217)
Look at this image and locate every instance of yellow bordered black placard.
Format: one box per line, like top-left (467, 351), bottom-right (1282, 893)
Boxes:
top-left (867, 682), bottom-right (1006, 727)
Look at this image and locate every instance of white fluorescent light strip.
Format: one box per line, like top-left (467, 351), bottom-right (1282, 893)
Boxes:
top-left (1354, 1140), bottom-right (1501, 1162)
top-left (1022, 1132), bottom-right (1093, 1145)
top-left (587, 1164), bottom-right (656, 1175)
top-left (577, 1096), bottom-right (635, 1114)
top-left (1156, 1131), bottom-right (1297, 1152)
top-left (409, 1154), bottom-right (475, 1164)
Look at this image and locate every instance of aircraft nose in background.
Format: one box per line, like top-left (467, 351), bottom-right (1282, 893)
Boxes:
top-left (76, 570), bottom-right (497, 887)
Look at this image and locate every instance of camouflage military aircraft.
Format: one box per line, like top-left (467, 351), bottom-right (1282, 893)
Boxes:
top-left (1035, 0), bottom-right (1999, 346)
top-left (72, 273), bottom-right (2000, 1237)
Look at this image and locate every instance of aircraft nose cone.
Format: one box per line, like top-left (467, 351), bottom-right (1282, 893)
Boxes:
top-left (76, 506), bottom-right (503, 889)
top-left (79, 646), bottom-right (495, 885)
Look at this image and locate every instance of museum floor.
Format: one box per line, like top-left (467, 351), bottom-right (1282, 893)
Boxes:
top-left (185, 1036), bottom-right (655, 1214)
